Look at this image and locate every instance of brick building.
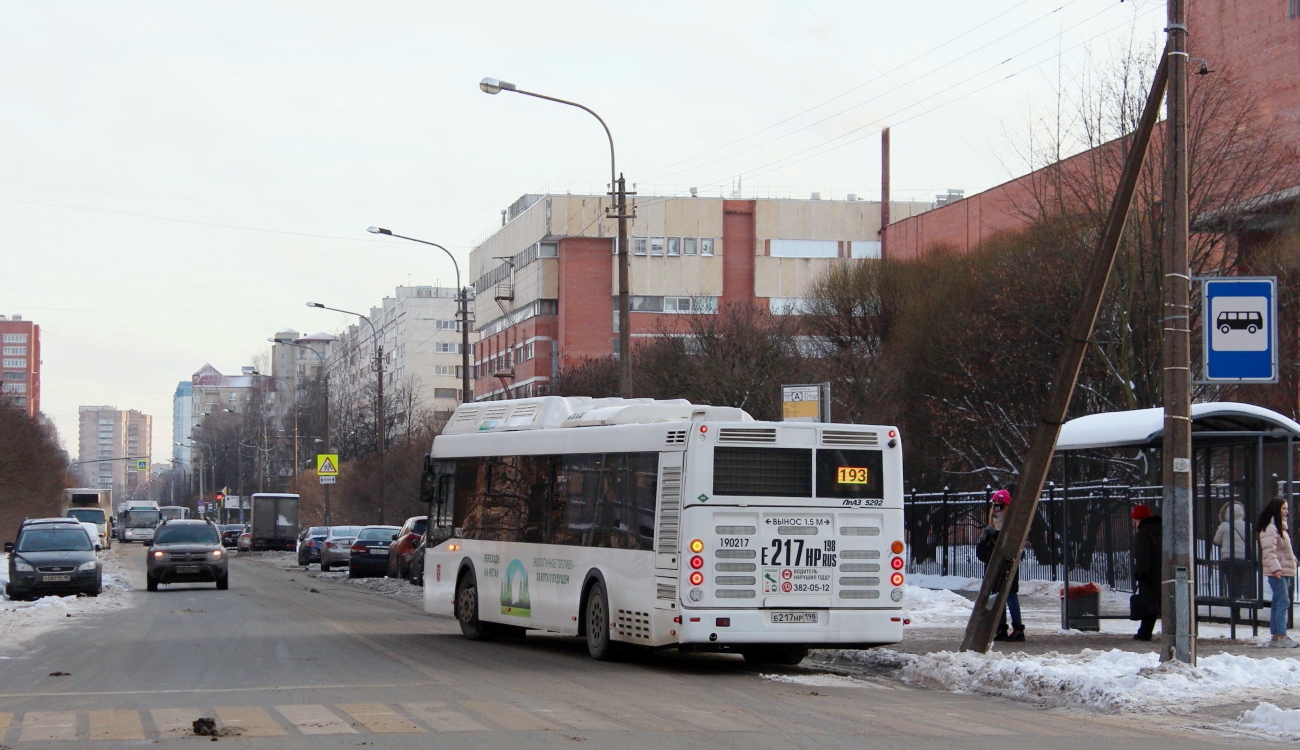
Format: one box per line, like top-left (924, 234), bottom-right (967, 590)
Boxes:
top-left (884, 0), bottom-right (1300, 258)
top-left (0, 314), bottom-right (39, 418)
top-left (468, 194), bottom-right (931, 399)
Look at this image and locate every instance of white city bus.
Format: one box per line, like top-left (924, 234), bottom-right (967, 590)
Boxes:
top-left (422, 396), bottom-right (906, 663)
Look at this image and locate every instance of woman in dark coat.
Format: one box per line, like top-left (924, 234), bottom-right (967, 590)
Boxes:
top-left (1131, 504), bottom-right (1162, 641)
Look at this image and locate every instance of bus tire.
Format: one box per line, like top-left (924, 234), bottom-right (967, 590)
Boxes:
top-left (741, 646), bottom-right (809, 666)
top-left (584, 581), bottom-right (618, 661)
top-left (456, 570), bottom-right (497, 642)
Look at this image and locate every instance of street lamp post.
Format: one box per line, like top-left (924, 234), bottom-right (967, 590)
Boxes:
top-left (308, 301), bottom-right (386, 525)
top-left (366, 227), bottom-right (472, 404)
top-left (480, 77), bottom-right (633, 397)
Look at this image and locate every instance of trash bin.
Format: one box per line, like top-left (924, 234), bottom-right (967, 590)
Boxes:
top-left (1061, 582), bottom-right (1101, 631)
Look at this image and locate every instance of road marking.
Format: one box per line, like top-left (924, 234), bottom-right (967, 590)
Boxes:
top-left (672, 705), bottom-right (762, 732)
top-left (336, 703), bottom-right (423, 733)
top-left (0, 681), bottom-right (438, 699)
top-left (0, 713), bottom-right (11, 733)
top-left (88, 709), bottom-right (144, 741)
top-left (460, 701), bottom-right (562, 731)
top-left (528, 704), bottom-right (626, 731)
top-left (216, 706), bottom-right (286, 737)
top-left (399, 702), bottom-right (487, 732)
top-left (150, 708), bottom-right (201, 737)
top-left (274, 704), bottom-right (356, 735)
top-left (17, 711), bottom-right (77, 742)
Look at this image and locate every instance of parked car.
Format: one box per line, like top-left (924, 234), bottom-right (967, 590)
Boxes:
top-left (219, 524), bottom-right (247, 548)
top-left (237, 531), bottom-right (252, 551)
top-left (297, 526), bottom-right (329, 566)
top-left (78, 521), bottom-right (105, 551)
top-left (147, 519), bottom-right (228, 591)
top-left (349, 525), bottom-right (401, 578)
top-left (407, 532), bottom-right (428, 585)
top-left (5, 518), bottom-right (101, 600)
top-left (387, 516), bottom-right (427, 580)
top-left (319, 526), bottom-right (363, 572)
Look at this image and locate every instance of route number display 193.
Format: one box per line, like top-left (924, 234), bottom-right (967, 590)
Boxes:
top-left (836, 466), bottom-right (870, 484)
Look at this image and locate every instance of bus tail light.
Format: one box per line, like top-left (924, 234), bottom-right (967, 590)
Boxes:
top-left (673, 615), bottom-right (682, 623)
top-left (689, 555), bottom-right (704, 569)
top-left (689, 572), bottom-right (704, 586)
top-left (689, 539), bottom-right (704, 553)
top-left (890, 572), bottom-right (905, 587)
top-left (890, 556), bottom-right (904, 570)
top-left (715, 617), bottom-right (730, 627)
top-left (891, 540), bottom-right (905, 554)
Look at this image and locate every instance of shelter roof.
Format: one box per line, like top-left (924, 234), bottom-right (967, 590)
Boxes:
top-left (1056, 402), bottom-right (1300, 451)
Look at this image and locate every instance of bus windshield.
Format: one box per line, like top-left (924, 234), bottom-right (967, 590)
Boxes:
top-left (126, 511), bottom-right (160, 528)
top-left (67, 508), bottom-right (106, 525)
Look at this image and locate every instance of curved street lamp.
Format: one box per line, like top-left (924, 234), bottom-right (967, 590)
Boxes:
top-left (479, 77), bottom-right (633, 397)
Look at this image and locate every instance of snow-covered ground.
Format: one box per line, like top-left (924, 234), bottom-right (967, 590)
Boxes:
top-left (240, 550), bottom-right (425, 608)
top-left (0, 548), bottom-right (135, 651)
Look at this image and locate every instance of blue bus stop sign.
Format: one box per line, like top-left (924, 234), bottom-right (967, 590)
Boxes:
top-left (1203, 277), bottom-right (1277, 382)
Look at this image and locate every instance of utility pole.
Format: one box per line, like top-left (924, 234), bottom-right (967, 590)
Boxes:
top-left (376, 342), bottom-right (385, 526)
top-left (1162, 0), bottom-right (1195, 665)
top-left (612, 174), bottom-right (633, 397)
top-left (960, 50), bottom-right (1169, 652)
top-left (323, 374), bottom-right (332, 526)
top-left (461, 287), bottom-right (472, 403)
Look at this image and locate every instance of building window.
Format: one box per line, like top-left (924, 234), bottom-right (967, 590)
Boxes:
top-left (2, 346), bottom-right (26, 356)
top-left (434, 388), bottom-right (459, 400)
top-left (1, 334), bottom-right (27, 343)
top-left (650, 237), bottom-right (665, 256)
top-left (770, 239), bottom-right (838, 258)
top-left (1, 383), bottom-right (25, 393)
top-left (1, 359), bottom-right (26, 369)
top-left (850, 240), bottom-right (882, 259)
top-left (683, 237), bottom-right (697, 255)
top-left (667, 238), bottom-right (680, 256)
top-left (525, 342), bottom-right (535, 361)
top-left (436, 320), bottom-right (458, 331)
top-left (633, 238), bottom-right (647, 256)
top-left (435, 342), bottom-right (459, 354)
top-left (2, 372), bottom-right (23, 380)
top-left (769, 297), bottom-right (811, 315)
top-left (539, 242), bottom-right (558, 258)
top-left (700, 238), bottom-right (714, 256)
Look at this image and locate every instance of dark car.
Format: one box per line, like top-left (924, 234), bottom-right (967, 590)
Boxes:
top-left (387, 516), bottom-right (427, 580)
top-left (219, 524), bottom-right (247, 548)
top-left (348, 525), bottom-right (400, 578)
top-left (297, 526), bottom-right (329, 566)
top-left (5, 519), bottom-right (101, 600)
top-left (147, 519), bottom-right (229, 591)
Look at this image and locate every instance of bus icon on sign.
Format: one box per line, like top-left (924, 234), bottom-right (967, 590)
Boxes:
top-left (1217, 310), bottom-right (1262, 335)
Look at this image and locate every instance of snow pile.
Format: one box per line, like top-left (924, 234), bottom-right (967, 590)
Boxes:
top-left (823, 647), bottom-right (1300, 713)
top-left (241, 549), bottom-right (425, 608)
top-left (0, 549), bottom-right (136, 651)
top-left (761, 673), bottom-right (877, 688)
top-left (1237, 702), bottom-right (1300, 735)
top-left (903, 585), bottom-right (973, 626)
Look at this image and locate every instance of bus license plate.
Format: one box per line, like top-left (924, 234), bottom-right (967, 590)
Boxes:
top-left (772, 612), bottom-right (818, 624)
top-left (42, 574), bottom-right (71, 583)
top-left (176, 566), bottom-right (199, 574)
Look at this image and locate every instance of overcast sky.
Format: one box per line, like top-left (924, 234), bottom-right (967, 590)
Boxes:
top-left (0, 1), bottom-right (1165, 461)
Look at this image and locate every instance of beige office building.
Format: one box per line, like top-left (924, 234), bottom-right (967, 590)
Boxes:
top-left (77, 406), bottom-right (152, 504)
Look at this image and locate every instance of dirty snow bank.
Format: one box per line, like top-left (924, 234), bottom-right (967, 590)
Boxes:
top-left (0, 549), bottom-right (135, 650)
top-left (814, 647), bottom-right (1300, 713)
top-left (241, 549), bottom-right (424, 608)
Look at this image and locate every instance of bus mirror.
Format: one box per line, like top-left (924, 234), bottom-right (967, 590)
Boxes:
top-left (419, 467), bottom-right (437, 506)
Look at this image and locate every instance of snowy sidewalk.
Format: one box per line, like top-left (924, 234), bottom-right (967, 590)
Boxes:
top-left (0, 547), bottom-right (135, 653)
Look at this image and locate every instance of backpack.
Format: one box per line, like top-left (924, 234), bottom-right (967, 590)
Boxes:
top-left (975, 526), bottom-right (998, 563)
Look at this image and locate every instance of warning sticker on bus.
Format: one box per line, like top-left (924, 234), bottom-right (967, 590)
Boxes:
top-left (762, 567), bottom-right (832, 594)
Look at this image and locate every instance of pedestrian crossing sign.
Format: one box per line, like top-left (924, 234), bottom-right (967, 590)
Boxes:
top-left (316, 454), bottom-right (339, 476)
top-left (136, 459), bottom-right (149, 472)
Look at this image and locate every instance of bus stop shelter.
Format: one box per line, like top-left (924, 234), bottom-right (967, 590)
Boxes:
top-left (1056, 402), bottom-right (1300, 636)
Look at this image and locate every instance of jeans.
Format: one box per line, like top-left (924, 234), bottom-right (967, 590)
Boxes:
top-left (1269, 575), bottom-right (1292, 637)
top-left (998, 592), bottom-right (1023, 630)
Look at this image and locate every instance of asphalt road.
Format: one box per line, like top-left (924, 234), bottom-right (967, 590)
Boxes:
top-left (0, 544), bottom-right (1260, 749)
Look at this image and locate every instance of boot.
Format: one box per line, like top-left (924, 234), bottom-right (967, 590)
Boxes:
top-left (1006, 626), bottom-right (1025, 642)
top-left (994, 624), bottom-right (1010, 641)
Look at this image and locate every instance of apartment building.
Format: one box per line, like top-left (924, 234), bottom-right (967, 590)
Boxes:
top-left (467, 193), bottom-right (932, 399)
top-left (326, 285), bottom-right (474, 421)
top-left (188, 363), bottom-right (269, 435)
top-left (172, 381), bottom-right (192, 474)
top-left (77, 406), bottom-right (152, 502)
top-left (0, 314), bottom-right (39, 417)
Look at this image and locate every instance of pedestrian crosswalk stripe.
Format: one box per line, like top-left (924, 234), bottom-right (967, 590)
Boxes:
top-left (0, 713), bottom-right (11, 733)
top-left (150, 708), bottom-right (201, 737)
top-left (17, 711), bottom-right (77, 742)
top-left (398, 702), bottom-right (487, 732)
top-left (216, 706), bottom-right (286, 737)
top-left (460, 700), bottom-right (561, 731)
top-left (274, 704), bottom-right (356, 735)
top-left (88, 709), bottom-right (144, 741)
top-left (527, 703), bottom-right (626, 731)
top-left (335, 703), bottom-right (422, 734)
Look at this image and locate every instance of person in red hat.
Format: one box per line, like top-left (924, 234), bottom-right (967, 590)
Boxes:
top-left (1130, 504), bottom-right (1162, 641)
top-left (976, 487), bottom-right (1024, 642)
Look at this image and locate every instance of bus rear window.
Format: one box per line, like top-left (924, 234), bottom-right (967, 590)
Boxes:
top-left (713, 447), bottom-right (812, 497)
top-left (816, 448), bottom-right (884, 499)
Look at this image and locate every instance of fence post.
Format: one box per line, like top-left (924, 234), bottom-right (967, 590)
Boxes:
top-left (942, 486), bottom-right (951, 578)
top-left (1102, 478), bottom-right (1115, 590)
top-left (1048, 481), bottom-right (1058, 581)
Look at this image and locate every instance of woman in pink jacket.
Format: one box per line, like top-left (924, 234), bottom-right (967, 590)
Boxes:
top-left (1258, 497), bottom-right (1298, 648)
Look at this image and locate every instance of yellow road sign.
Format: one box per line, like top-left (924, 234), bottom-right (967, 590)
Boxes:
top-left (316, 454), bottom-right (339, 476)
top-left (136, 459), bottom-right (149, 472)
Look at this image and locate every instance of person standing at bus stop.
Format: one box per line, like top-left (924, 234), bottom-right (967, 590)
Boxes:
top-left (978, 489), bottom-right (1024, 642)
top-left (1258, 496), bottom-right (1298, 648)
top-left (1130, 504), bottom-right (1161, 641)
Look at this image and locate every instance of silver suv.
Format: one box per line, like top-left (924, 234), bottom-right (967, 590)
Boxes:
top-left (147, 520), bottom-right (228, 591)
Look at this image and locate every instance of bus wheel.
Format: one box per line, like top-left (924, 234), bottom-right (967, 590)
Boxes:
top-left (584, 581), bottom-right (618, 661)
top-left (741, 646), bottom-right (809, 666)
top-left (456, 572), bottom-right (497, 642)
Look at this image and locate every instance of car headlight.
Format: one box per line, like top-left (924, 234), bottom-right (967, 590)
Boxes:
top-left (78, 560), bottom-right (99, 572)
top-left (13, 559), bottom-right (33, 572)
top-left (152, 550), bottom-right (166, 560)
top-left (208, 550), bottom-right (224, 560)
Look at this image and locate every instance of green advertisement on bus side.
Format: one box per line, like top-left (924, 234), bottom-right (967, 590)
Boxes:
top-left (501, 558), bottom-right (531, 617)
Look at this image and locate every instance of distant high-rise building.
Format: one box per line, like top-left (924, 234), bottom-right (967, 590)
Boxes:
top-left (0, 314), bottom-right (40, 417)
top-left (172, 381), bottom-right (192, 474)
top-left (78, 406), bottom-right (152, 504)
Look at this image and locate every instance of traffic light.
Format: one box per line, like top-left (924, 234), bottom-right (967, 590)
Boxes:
top-left (215, 492), bottom-right (225, 505)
